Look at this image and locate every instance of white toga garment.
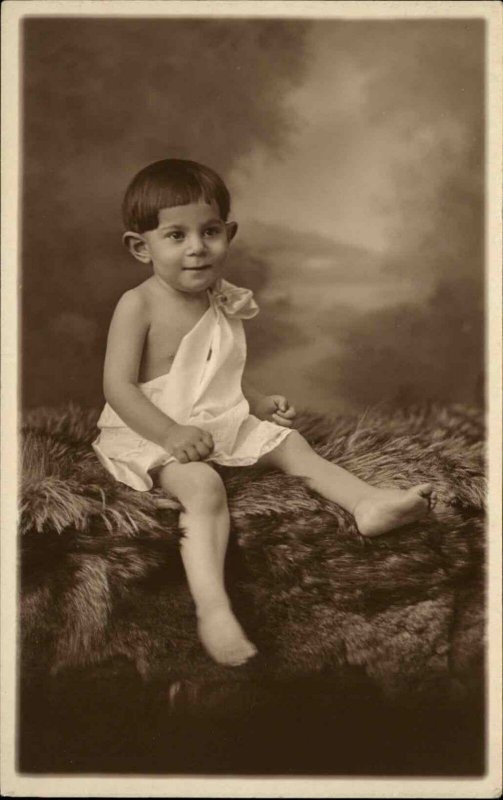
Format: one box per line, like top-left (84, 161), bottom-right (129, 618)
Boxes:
top-left (92, 279), bottom-right (292, 491)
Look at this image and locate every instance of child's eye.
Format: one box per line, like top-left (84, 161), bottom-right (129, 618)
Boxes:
top-left (204, 227), bottom-right (222, 237)
top-left (168, 231), bottom-right (185, 241)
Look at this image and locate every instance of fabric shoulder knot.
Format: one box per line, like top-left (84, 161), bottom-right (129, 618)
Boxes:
top-left (211, 279), bottom-right (259, 320)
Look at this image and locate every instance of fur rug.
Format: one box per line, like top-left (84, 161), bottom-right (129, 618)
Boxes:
top-left (20, 404), bottom-right (485, 708)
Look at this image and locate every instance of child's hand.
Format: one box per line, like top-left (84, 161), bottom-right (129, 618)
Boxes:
top-left (255, 395), bottom-right (296, 428)
top-left (163, 424), bottom-right (214, 464)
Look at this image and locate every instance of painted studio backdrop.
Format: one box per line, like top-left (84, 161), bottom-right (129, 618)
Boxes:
top-left (22, 18), bottom-right (484, 415)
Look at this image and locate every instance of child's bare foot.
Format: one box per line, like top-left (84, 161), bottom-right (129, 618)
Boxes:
top-left (197, 606), bottom-right (257, 667)
top-left (354, 484), bottom-right (435, 537)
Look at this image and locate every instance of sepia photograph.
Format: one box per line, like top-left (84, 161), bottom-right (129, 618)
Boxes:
top-left (1, 0), bottom-right (502, 796)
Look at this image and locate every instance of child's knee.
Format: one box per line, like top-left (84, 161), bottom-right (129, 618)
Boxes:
top-left (278, 429), bottom-right (312, 458)
top-left (182, 464), bottom-right (228, 514)
top-left (264, 429), bottom-right (315, 474)
top-left (287, 430), bottom-right (309, 449)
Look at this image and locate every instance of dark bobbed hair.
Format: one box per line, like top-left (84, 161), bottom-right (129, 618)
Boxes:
top-left (122, 159), bottom-right (231, 232)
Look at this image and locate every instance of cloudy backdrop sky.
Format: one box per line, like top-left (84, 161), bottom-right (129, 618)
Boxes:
top-left (22, 17), bottom-right (484, 414)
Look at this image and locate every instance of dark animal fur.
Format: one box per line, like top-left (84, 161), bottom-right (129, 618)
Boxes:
top-left (20, 404), bottom-right (485, 705)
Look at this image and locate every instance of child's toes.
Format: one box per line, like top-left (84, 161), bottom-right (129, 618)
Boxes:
top-left (416, 484), bottom-right (438, 512)
top-left (230, 646), bottom-right (257, 667)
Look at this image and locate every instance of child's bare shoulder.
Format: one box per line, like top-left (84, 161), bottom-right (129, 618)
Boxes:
top-left (113, 282), bottom-right (152, 325)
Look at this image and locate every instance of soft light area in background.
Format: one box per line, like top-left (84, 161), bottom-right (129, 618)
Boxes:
top-left (23, 18), bottom-right (484, 415)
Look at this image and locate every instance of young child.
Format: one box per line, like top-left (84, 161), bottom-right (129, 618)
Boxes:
top-left (93, 159), bottom-right (436, 667)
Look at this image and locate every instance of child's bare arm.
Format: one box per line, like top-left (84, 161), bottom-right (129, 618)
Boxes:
top-left (103, 290), bottom-right (174, 444)
top-left (241, 378), bottom-right (266, 414)
top-left (103, 291), bottom-right (213, 462)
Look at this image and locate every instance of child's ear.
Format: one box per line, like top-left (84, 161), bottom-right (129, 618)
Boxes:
top-left (225, 221), bottom-right (238, 243)
top-left (123, 232), bottom-right (151, 264)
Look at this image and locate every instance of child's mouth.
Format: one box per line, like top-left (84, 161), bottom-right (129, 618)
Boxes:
top-left (184, 265), bottom-right (212, 271)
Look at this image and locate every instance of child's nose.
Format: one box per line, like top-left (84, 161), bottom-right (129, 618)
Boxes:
top-left (186, 234), bottom-right (207, 255)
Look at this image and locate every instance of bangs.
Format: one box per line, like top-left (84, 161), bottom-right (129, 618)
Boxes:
top-left (144, 178), bottom-right (216, 228)
top-left (122, 159), bottom-right (230, 232)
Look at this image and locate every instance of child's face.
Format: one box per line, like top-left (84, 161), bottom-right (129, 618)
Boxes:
top-left (134, 201), bottom-right (236, 294)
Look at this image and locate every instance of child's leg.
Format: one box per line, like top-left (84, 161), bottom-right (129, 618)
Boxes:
top-left (157, 461), bottom-right (256, 666)
top-left (259, 431), bottom-right (435, 537)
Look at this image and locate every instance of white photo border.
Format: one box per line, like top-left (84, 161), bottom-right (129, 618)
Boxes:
top-left (1, 2), bottom-right (501, 797)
